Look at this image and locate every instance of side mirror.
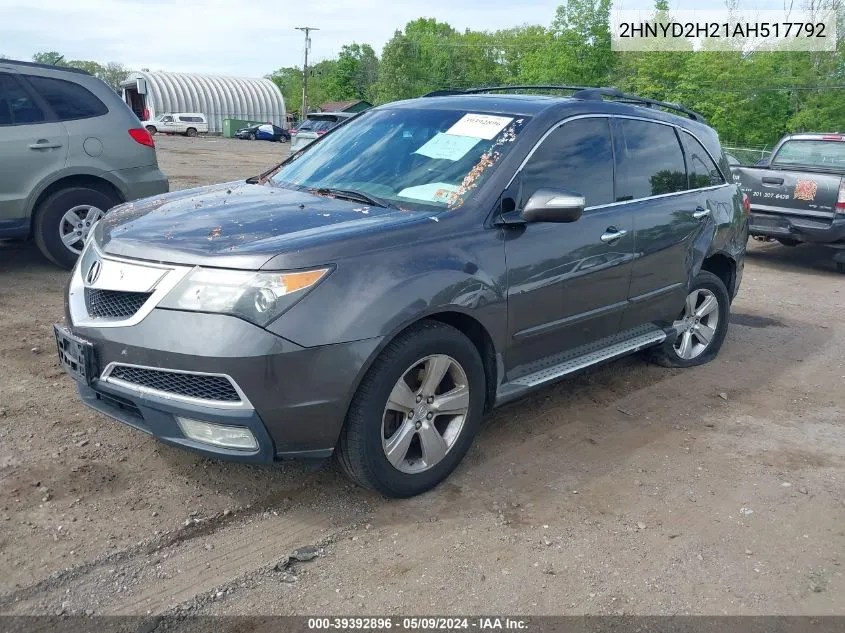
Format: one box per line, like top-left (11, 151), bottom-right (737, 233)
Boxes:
top-left (521, 188), bottom-right (585, 223)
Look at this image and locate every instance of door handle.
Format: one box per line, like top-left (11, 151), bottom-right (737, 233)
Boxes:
top-left (29, 140), bottom-right (63, 150)
top-left (762, 176), bottom-right (784, 185)
top-left (600, 227), bottom-right (628, 243)
top-left (693, 207), bottom-right (711, 220)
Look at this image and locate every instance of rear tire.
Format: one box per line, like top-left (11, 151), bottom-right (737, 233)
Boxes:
top-left (650, 271), bottom-right (730, 369)
top-left (146, 125), bottom-right (157, 135)
top-left (186, 127), bottom-right (198, 137)
top-left (33, 187), bottom-right (119, 269)
top-left (836, 262), bottom-right (845, 275)
top-left (336, 321), bottom-right (486, 498)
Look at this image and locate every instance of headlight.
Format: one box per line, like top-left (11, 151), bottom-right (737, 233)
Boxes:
top-left (160, 267), bottom-right (330, 326)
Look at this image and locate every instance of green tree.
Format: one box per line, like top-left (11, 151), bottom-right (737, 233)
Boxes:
top-left (269, 66), bottom-right (303, 114)
top-left (373, 18), bottom-right (459, 102)
top-left (32, 51), bottom-right (67, 65)
top-left (520, 0), bottom-right (614, 85)
top-left (323, 43), bottom-right (379, 102)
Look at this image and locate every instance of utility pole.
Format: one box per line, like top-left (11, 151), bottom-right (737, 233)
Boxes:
top-left (295, 26), bottom-right (319, 121)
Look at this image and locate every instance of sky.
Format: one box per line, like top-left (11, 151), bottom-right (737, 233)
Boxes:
top-left (0, 0), bottom-right (787, 78)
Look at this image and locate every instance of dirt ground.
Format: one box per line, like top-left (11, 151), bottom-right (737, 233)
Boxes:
top-left (1, 136), bottom-right (844, 617)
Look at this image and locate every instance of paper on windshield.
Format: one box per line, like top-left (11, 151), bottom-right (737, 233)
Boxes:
top-left (446, 114), bottom-right (514, 140)
top-left (414, 133), bottom-right (480, 161)
top-left (397, 182), bottom-right (459, 204)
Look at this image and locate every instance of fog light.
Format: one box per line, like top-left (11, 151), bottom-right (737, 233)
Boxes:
top-left (176, 417), bottom-right (258, 451)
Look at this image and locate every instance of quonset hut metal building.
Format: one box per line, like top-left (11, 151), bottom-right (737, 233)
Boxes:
top-left (121, 71), bottom-right (286, 134)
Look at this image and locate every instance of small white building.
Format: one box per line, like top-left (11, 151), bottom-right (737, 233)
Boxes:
top-left (121, 70), bottom-right (286, 133)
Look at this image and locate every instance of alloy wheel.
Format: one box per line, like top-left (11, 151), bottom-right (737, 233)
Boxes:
top-left (672, 288), bottom-right (720, 360)
top-left (59, 205), bottom-right (104, 255)
top-left (381, 354), bottom-right (470, 474)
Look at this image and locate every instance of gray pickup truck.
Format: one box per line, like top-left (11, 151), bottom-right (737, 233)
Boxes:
top-left (733, 133), bottom-right (845, 272)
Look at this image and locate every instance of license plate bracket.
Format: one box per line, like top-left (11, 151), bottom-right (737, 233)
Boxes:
top-left (53, 325), bottom-right (96, 385)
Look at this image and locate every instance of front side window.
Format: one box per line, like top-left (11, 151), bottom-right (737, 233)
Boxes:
top-left (519, 117), bottom-right (614, 208)
top-left (25, 75), bottom-right (107, 121)
top-left (271, 108), bottom-right (530, 210)
top-left (0, 73), bottom-right (45, 125)
top-left (614, 119), bottom-right (686, 201)
top-left (681, 132), bottom-right (725, 188)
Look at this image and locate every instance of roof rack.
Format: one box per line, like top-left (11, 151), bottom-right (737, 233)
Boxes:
top-left (0, 58), bottom-right (91, 75)
top-left (422, 84), bottom-right (704, 122)
top-left (571, 87), bottom-right (704, 122)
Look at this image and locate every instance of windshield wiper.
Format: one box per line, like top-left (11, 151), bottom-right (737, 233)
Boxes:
top-left (312, 187), bottom-right (396, 209)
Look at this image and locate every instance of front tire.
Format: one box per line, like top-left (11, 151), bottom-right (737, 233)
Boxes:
top-left (336, 321), bottom-right (486, 498)
top-left (33, 187), bottom-right (119, 268)
top-left (650, 271), bottom-right (730, 368)
top-left (248, 132), bottom-right (256, 141)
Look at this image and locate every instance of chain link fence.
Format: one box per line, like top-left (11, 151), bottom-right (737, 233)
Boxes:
top-left (723, 145), bottom-right (773, 165)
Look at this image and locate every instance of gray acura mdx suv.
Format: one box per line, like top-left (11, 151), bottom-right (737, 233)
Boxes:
top-left (56, 87), bottom-right (748, 497)
top-left (0, 60), bottom-right (168, 268)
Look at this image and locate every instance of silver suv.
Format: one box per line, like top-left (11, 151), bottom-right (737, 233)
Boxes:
top-left (0, 60), bottom-right (168, 268)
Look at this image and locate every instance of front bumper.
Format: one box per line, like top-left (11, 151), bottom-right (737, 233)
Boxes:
top-left (64, 308), bottom-right (382, 462)
top-left (62, 243), bottom-right (382, 462)
top-left (749, 211), bottom-right (845, 244)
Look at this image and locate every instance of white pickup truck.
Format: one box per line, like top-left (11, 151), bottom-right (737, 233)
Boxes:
top-left (143, 113), bottom-right (208, 137)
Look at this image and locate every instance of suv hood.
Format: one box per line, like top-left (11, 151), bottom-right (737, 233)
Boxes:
top-left (95, 181), bottom-right (431, 269)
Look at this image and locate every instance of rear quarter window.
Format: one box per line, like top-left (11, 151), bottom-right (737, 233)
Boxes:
top-left (680, 132), bottom-right (725, 188)
top-left (25, 75), bottom-right (108, 121)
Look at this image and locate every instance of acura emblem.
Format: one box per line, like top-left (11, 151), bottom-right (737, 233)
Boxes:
top-left (86, 260), bottom-right (102, 285)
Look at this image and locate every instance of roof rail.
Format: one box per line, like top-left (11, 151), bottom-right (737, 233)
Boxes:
top-left (462, 85), bottom-right (595, 94)
top-left (572, 87), bottom-right (704, 122)
top-left (422, 86), bottom-right (594, 98)
top-left (0, 58), bottom-right (92, 75)
top-left (422, 89), bottom-right (466, 97)
top-left (421, 84), bottom-right (704, 122)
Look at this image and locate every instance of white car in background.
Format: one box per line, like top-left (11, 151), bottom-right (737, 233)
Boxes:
top-left (143, 112), bottom-right (208, 137)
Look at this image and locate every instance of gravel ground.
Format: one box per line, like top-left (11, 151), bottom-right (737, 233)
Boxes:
top-left (0, 136), bottom-right (843, 616)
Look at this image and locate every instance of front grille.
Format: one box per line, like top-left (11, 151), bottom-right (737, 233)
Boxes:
top-left (108, 366), bottom-right (241, 402)
top-left (85, 288), bottom-right (152, 319)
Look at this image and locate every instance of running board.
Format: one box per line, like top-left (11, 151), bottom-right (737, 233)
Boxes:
top-left (495, 327), bottom-right (667, 405)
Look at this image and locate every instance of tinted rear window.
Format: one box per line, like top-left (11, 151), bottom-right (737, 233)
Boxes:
top-left (773, 140), bottom-right (845, 169)
top-left (298, 119), bottom-right (333, 132)
top-left (25, 75), bottom-right (108, 121)
top-left (614, 119), bottom-right (686, 201)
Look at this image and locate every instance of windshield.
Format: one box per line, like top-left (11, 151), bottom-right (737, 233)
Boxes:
top-left (271, 108), bottom-right (530, 209)
top-left (773, 140), bottom-right (845, 169)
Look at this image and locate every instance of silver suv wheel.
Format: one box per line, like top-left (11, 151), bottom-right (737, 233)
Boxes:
top-left (672, 288), bottom-right (720, 360)
top-left (60, 205), bottom-right (104, 255)
top-left (381, 354), bottom-right (470, 474)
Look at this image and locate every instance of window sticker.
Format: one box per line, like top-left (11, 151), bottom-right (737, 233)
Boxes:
top-left (414, 133), bottom-right (480, 161)
top-left (446, 113), bottom-right (514, 140)
top-left (397, 182), bottom-right (460, 203)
